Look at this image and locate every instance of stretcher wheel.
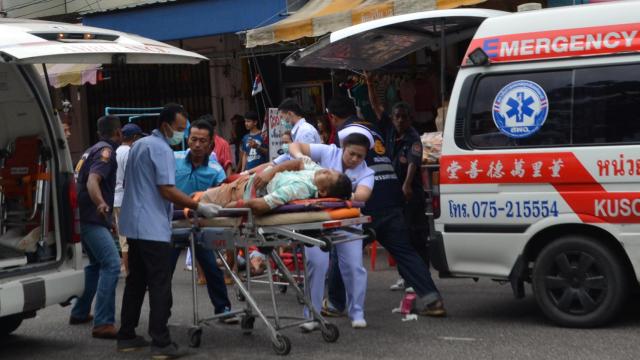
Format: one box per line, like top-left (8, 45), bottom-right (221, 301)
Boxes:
top-left (235, 287), bottom-right (246, 302)
top-left (241, 315), bottom-right (255, 335)
top-left (321, 323), bottom-right (340, 343)
top-left (271, 334), bottom-right (291, 356)
top-left (296, 292), bottom-right (306, 305)
top-left (319, 236), bottom-right (332, 252)
top-left (188, 327), bottom-right (202, 348)
top-left (279, 284), bottom-right (288, 294)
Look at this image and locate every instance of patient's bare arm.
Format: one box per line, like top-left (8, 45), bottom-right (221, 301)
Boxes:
top-left (225, 198), bottom-right (271, 215)
top-left (253, 159), bottom-right (304, 189)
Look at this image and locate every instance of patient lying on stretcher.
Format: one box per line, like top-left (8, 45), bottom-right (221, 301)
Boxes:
top-left (196, 157), bottom-right (352, 215)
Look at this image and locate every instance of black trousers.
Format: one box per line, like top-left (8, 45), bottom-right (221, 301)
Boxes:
top-left (404, 199), bottom-right (430, 267)
top-left (117, 238), bottom-right (173, 347)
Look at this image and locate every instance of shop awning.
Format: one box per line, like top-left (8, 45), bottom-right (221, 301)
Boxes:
top-left (245, 0), bottom-right (487, 48)
top-left (82, 0), bottom-right (287, 41)
top-left (36, 64), bottom-right (101, 88)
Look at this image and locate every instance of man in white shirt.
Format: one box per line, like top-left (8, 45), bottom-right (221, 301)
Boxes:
top-left (271, 98), bottom-right (321, 165)
top-left (113, 123), bottom-right (145, 275)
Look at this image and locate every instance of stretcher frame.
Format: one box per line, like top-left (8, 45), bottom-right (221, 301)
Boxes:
top-left (172, 207), bottom-right (371, 356)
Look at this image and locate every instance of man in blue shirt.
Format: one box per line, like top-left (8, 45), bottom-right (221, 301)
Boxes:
top-left (70, 115), bottom-right (122, 339)
top-left (117, 104), bottom-right (222, 358)
top-left (171, 119), bottom-right (237, 323)
top-left (240, 111), bottom-right (268, 172)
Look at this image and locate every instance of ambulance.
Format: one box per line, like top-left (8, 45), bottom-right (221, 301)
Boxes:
top-left (285, 1), bottom-right (640, 327)
top-left (0, 18), bottom-right (205, 336)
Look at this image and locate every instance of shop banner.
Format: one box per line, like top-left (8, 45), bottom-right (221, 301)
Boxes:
top-left (268, 107), bottom-right (284, 161)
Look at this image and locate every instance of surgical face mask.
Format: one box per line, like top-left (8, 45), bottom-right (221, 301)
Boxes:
top-left (168, 129), bottom-right (184, 146)
top-left (280, 117), bottom-right (293, 131)
top-left (281, 143), bottom-right (290, 154)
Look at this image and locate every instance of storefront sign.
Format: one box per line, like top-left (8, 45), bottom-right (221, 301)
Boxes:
top-left (267, 107), bottom-right (284, 161)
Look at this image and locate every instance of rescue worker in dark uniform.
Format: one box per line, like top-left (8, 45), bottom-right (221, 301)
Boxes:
top-left (386, 102), bottom-right (430, 264)
top-left (69, 115), bottom-right (123, 339)
top-left (323, 97), bottom-right (446, 317)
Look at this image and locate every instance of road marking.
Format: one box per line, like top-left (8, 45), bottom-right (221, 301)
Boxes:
top-left (438, 336), bottom-right (477, 342)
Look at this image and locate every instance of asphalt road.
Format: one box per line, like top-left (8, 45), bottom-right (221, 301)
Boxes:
top-left (3, 253), bottom-right (640, 360)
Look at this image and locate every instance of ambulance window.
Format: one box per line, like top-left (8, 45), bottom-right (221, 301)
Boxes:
top-left (573, 64), bottom-right (640, 145)
top-left (467, 71), bottom-right (572, 148)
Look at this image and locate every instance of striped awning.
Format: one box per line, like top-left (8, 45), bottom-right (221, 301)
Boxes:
top-left (36, 64), bottom-right (101, 88)
top-left (245, 0), bottom-right (486, 48)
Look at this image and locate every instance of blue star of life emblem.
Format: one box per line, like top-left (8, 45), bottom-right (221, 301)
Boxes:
top-left (492, 80), bottom-right (549, 139)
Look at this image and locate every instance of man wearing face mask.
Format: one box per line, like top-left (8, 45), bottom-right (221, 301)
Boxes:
top-left (116, 103), bottom-right (222, 358)
top-left (271, 98), bottom-right (321, 165)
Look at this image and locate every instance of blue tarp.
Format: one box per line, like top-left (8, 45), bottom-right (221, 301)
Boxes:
top-left (82, 0), bottom-right (288, 41)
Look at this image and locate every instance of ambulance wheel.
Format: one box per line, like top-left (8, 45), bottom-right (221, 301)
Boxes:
top-left (532, 235), bottom-right (628, 328)
top-left (319, 236), bottom-right (332, 252)
top-left (188, 327), bottom-right (202, 348)
top-left (0, 314), bottom-right (23, 337)
top-left (321, 323), bottom-right (339, 343)
top-left (271, 334), bottom-right (291, 356)
top-left (240, 315), bottom-right (255, 335)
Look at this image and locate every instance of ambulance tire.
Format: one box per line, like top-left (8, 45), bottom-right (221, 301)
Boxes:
top-left (0, 314), bottom-right (23, 337)
top-left (532, 235), bottom-right (627, 328)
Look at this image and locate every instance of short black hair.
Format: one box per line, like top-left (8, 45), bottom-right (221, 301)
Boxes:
top-left (392, 101), bottom-right (413, 115)
top-left (159, 103), bottom-right (187, 125)
top-left (189, 119), bottom-right (214, 139)
top-left (278, 98), bottom-right (304, 116)
top-left (326, 173), bottom-right (352, 200)
top-left (197, 114), bottom-right (217, 129)
top-left (97, 115), bottom-right (121, 138)
top-left (244, 111), bottom-right (259, 122)
top-left (327, 97), bottom-right (356, 118)
top-left (342, 133), bottom-right (370, 150)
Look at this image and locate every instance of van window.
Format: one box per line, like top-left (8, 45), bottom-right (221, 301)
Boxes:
top-left (573, 64), bottom-right (640, 144)
top-left (466, 64), bottom-right (640, 148)
top-left (467, 70), bottom-right (572, 148)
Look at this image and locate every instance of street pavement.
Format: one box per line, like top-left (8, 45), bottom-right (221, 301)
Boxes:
top-left (2, 253), bottom-right (640, 360)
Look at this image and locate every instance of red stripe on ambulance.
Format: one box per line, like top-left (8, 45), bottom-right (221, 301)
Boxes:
top-left (441, 153), bottom-right (640, 224)
top-left (466, 23), bottom-right (640, 63)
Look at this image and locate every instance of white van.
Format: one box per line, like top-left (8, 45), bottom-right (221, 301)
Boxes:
top-left (285, 2), bottom-right (640, 327)
top-left (0, 18), bottom-right (205, 336)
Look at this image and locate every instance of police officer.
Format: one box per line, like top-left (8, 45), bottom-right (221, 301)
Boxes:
top-left (367, 74), bottom-right (431, 289)
top-left (323, 97), bottom-right (446, 318)
top-left (69, 115), bottom-right (123, 339)
top-left (116, 104), bottom-right (221, 358)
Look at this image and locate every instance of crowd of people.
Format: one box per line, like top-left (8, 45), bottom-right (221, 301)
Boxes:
top-left (68, 71), bottom-right (445, 359)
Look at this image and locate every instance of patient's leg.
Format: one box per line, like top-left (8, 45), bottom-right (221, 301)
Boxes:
top-left (199, 175), bottom-right (251, 205)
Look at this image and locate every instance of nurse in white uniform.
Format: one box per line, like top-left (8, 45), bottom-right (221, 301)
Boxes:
top-left (288, 128), bottom-right (374, 330)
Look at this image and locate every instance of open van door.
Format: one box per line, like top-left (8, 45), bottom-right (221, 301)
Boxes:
top-left (0, 19), bottom-right (206, 64)
top-left (284, 9), bottom-right (506, 70)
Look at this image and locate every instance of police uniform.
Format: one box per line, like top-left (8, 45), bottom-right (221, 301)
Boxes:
top-left (71, 139), bottom-right (121, 328)
top-left (327, 117), bottom-right (441, 311)
top-left (76, 140), bottom-right (118, 227)
top-left (386, 122), bottom-right (430, 265)
top-left (303, 143), bottom-right (374, 321)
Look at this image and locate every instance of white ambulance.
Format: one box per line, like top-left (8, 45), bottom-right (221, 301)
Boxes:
top-left (0, 18), bottom-right (205, 336)
top-left (285, 1), bottom-right (640, 327)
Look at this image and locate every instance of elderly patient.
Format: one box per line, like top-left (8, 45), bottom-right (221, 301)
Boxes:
top-left (198, 157), bottom-right (352, 215)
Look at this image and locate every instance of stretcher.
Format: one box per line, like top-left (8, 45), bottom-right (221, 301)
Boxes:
top-left (171, 200), bottom-right (371, 356)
